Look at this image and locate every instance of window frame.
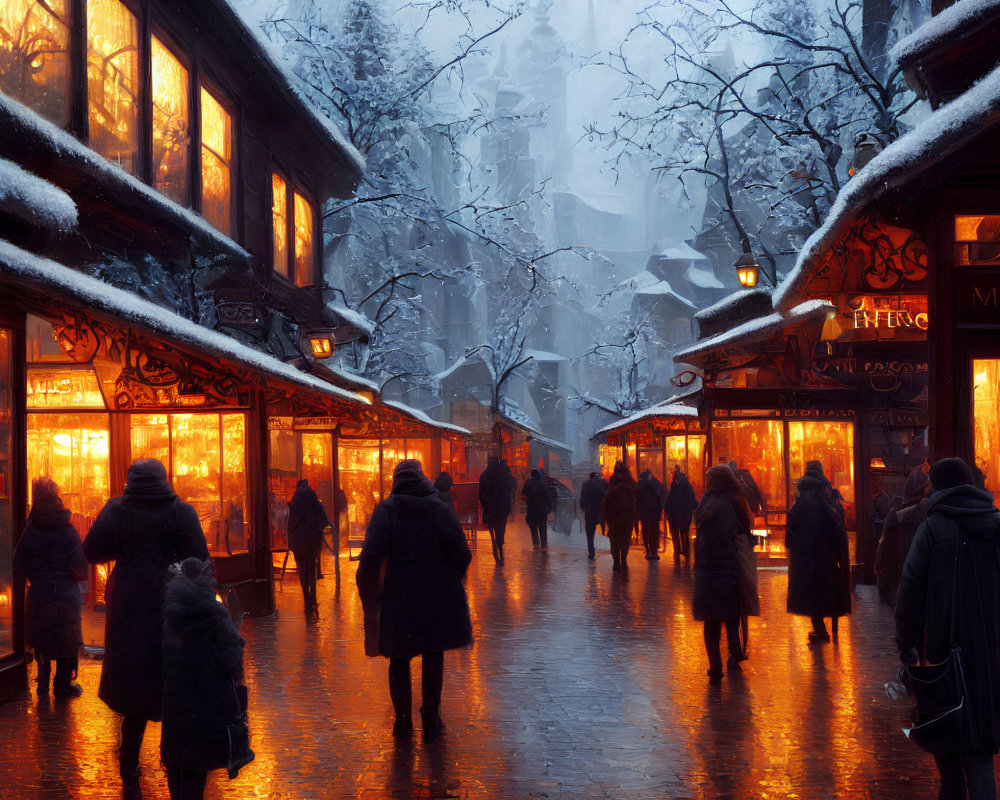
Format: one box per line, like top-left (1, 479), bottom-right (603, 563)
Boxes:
top-left (148, 28), bottom-right (192, 207)
top-left (197, 78), bottom-right (235, 237)
top-left (270, 168), bottom-right (318, 287)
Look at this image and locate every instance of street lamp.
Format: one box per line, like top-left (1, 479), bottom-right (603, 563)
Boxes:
top-left (735, 252), bottom-right (760, 288)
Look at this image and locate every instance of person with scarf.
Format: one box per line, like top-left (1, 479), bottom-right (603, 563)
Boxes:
top-left (356, 460), bottom-right (473, 743)
top-left (13, 477), bottom-right (88, 698)
top-left (83, 459), bottom-right (209, 799)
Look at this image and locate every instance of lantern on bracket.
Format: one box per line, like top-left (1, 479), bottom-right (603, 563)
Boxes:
top-left (735, 252), bottom-right (761, 288)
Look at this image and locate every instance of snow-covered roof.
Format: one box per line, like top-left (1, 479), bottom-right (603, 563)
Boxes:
top-left (892, 0), bottom-right (1000, 67)
top-left (0, 94), bottom-right (250, 261)
top-left (623, 270), bottom-right (697, 307)
top-left (773, 57), bottom-right (1000, 310)
top-left (659, 242), bottom-right (708, 261)
top-left (382, 399), bottom-right (469, 436)
top-left (0, 157), bottom-right (77, 231)
top-left (0, 237), bottom-right (372, 406)
top-left (525, 348), bottom-right (569, 363)
top-left (595, 402), bottom-right (699, 436)
top-left (684, 263), bottom-right (724, 289)
top-left (326, 301), bottom-right (374, 336)
top-left (677, 300), bottom-right (834, 360)
top-left (694, 288), bottom-right (772, 321)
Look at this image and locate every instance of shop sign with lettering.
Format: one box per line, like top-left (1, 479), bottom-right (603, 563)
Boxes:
top-left (294, 417), bottom-right (340, 430)
top-left (834, 295), bottom-right (928, 341)
top-left (820, 358), bottom-right (928, 374)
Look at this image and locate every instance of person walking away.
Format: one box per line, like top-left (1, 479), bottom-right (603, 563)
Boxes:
top-left (785, 460), bottom-right (851, 643)
top-left (579, 472), bottom-right (607, 560)
top-left (665, 465), bottom-right (699, 566)
top-left (693, 464), bottom-right (759, 684)
top-left (522, 469), bottom-right (553, 550)
top-left (478, 456), bottom-right (516, 565)
top-left (287, 479), bottom-right (331, 616)
top-left (875, 463), bottom-right (929, 608)
top-left (435, 471), bottom-right (456, 512)
top-left (636, 469), bottom-right (665, 560)
top-left (601, 461), bottom-right (638, 571)
top-left (729, 460), bottom-right (765, 515)
top-left (896, 457), bottom-right (1000, 800)
top-left (83, 458), bottom-right (209, 799)
top-left (13, 477), bottom-right (88, 699)
top-left (161, 557), bottom-right (252, 800)
top-left (356, 459), bottom-right (473, 744)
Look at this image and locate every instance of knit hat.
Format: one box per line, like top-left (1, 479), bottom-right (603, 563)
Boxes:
top-left (805, 460), bottom-right (825, 478)
top-left (929, 457), bottom-right (973, 491)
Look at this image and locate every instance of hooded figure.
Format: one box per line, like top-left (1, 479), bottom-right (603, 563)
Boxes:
top-left (161, 557), bottom-right (250, 798)
top-left (13, 477), bottom-right (88, 698)
top-left (356, 459), bottom-right (472, 743)
top-left (875, 463), bottom-right (929, 608)
top-left (478, 456), bottom-right (517, 565)
top-left (83, 458), bottom-right (209, 795)
top-left (434, 471), bottom-right (455, 511)
top-left (287, 479), bottom-right (331, 614)
top-left (522, 468), bottom-right (553, 550)
top-left (896, 457), bottom-right (1000, 797)
top-left (600, 462), bottom-right (638, 570)
top-left (785, 460), bottom-right (851, 642)
top-left (665, 466), bottom-right (699, 564)
top-left (636, 469), bottom-right (665, 559)
top-left (693, 465), bottom-right (758, 683)
top-left (579, 472), bottom-right (608, 560)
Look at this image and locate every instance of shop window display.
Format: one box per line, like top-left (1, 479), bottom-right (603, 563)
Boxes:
top-left (0, 330), bottom-right (13, 656)
top-left (0, 0), bottom-right (71, 128)
top-left (338, 440), bottom-right (381, 546)
top-left (712, 418), bottom-right (786, 515)
top-left (87, 0), bottom-right (139, 174)
top-left (973, 359), bottom-right (1000, 496)
top-left (665, 434), bottom-right (706, 498)
top-left (788, 420), bottom-right (855, 528)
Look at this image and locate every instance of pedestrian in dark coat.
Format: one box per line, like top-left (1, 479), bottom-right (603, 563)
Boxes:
top-left (665, 466), bottom-right (698, 565)
top-left (478, 456), bottom-right (516, 565)
top-left (579, 472), bottom-right (607, 560)
top-left (161, 557), bottom-right (251, 799)
top-left (875, 463), bottom-right (929, 609)
top-left (693, 464), bottom-right (758, 684)
top-left (287, 479), bottom-right (331, 616)
top-left (356, 459), bottom-right (473, 743)
top-left (895, 457), bottom-right (1000, 799)
top-left (434, 471), bottom-right (456, 512)
top-left (601, 461), bottom-right (637, 571)
top-left (83, 458), bottom-right (209, 796)
top-left (785, 460), bottom-right (851, 643)
top-left (729, 460), bottom-right (765, 514)
top-left (522, 468), bottom-right (553, 550)
top-left (636, 469), bottom-right (665, 560)
top-left (13, 477), bottom-right (88, 698)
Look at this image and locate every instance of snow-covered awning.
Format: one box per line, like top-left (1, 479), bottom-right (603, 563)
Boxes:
top-left (659, 242), bottom-right (708, 261)
top-left (382, 399), bottom-right (469, 436)
top-left (892, 0), bottom-right (1000, 69)
top-left (0, 157), bottom-right (77, 232)
top-left (623, 270), bottom-right (697, 307)
top-left (0, 238), bottom-right (373, 406)
top-left (595, 402), bottom-right (700, 437)
top-left (773, 56), bottom-right (1000, 311)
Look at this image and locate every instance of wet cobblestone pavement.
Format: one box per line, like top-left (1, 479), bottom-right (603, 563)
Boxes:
top-left (0, 522), bottom-right (952, 798)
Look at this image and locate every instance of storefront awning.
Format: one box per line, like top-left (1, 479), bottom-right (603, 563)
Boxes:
top-left (594, 402), bottom-right (700, 438)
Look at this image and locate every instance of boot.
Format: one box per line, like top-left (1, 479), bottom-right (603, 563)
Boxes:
top-left (120, 766), bottom-right (142, 800)
top-left (392, 714), bottom-right (413, 739)
top-left (497, 545), bottom-right (504, 566)
top-left (36, 655), bottom-right (51, 697)
top-left (420, 708), bottom-right (445, 744)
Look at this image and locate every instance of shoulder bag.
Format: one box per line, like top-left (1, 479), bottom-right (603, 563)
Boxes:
top-left (225, 679), bottom-right (255, 778)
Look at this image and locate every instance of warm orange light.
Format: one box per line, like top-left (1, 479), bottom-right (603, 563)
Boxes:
top-left (201, 87), bottom-right (231, 235)
top-left (737, 264), bottom-right (758, 287)
top-left (87, 0), bottom-right (139, 173)
top-left (0, 0), bottom-right (71, 127)
top-left (974, 359), bottom-right (1000, 497)
top-left (293, 191), bottom-right (314, 286)
top-left (870, 457), bottom-right (886, 469)
top-left (310, 336), bottom-right (333, 359)
top-left (151, 36), bottom-right (189, 205)
top-left (272, 173), bottom-right (288, 278)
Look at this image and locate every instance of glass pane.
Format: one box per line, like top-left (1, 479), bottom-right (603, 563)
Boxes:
top-left (637, 447), bottom-right (664, 483)
top-left (87, 0), bottom-right (139, 173)
top-left (0, 0), bottom-right (70, 127)
top-left (711, 419), bottom-right (786, 512)
top-left (267, 420), bottom-right (296, 550)
top-left (26, 366), bottom-right (106, 409)
top-left (597, 444), bottom-right (619, 479)
top-left (337, 441), bottom-right (380, 544)
top-left (301, 432), bottom-right (333, 512)
top-left (293, 191), bottom-right (314, 286)
top-left (151, 37), bottom-right (189, 206)
top-left (221, 414), bottom-right (247, 554)
top-left (974, 360), bottom-right (1000, 497)
top-left (169, 413), bottom-right (221, 552)
top-left (381, 438), bottom-right (405, 498)
top-left (129, 413), bottom-right (170, 468)
top-left (0, 330), bottom-right (13, 656)
top-left (788, 420), bottom-right (856, 528)
top-left (200, 87), bottom-right (230, 235)
top-left (956, 215), bottom-right (1000, 266)
top-left (272, 173), bottom-right (288, 278)
top-left (686, 435), bottom-right (705, 498)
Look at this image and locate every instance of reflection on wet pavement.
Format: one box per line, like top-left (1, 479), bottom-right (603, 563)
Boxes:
top-left (1, 523), bottom-right (943, 798)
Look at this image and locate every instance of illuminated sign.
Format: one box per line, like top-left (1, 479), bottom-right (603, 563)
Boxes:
top-left (849, 296), bottom-right (927, 330)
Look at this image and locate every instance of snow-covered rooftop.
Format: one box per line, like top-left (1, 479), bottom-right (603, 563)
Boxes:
top-left (659, 242), bottom-right (708, 261)
top-left (382, 399), bottom-right (469, 436)
top-left (326, 301), bottom-right (374, 336)
top-left (0, 237), bottom-right (372, 406)
top-left (595, 402), bottom-right (699, 436)
top-left (0, 157), bottom-right (77, 232)
top-left (694, 288), bottom-right (772, 321)
top-left (525, 349), bottom-right (569, 363)
top-left (622, 270), bottom-right (697, 307)
top-left (892, 0), bottom-right (1000, 67)
top-left (773, 56), bottom-right (1000, 310)
top-left (684, 263), bottom-right (724, 289)
top-left (677, 300), bottom-right (834, 360)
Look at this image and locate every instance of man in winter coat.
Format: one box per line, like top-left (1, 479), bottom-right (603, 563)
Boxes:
top-left (287, 479), bottom-right (332, 615)
top-left (579, 472), bottom-right (607, 560)
top-left (161, 557), bottom-right (251, 799)
top-left (693, 464), bottom-right (759, 684)
top-left (13, 477), bottom-right (88, 698)
top-left (785, 460), bottom-right (851, 643)
top-left (636, 469), bottom-right (665, 560)
top-left (357, 459), bottom-right (473, 743)
top-left (479, 456), bottom-right (516, 565)
top-left (522, 468), bottom-right (554, 550)
top-left (83, 458), bottom-right (209, 798)
top-left (600, 461), bottom-right (638, 571)
top-left (875, 462), bottom-right (929, 608)
top-left (665, 466), bottom-right (699, 566)
top-left (896, 457), bottom-right (1000, 799)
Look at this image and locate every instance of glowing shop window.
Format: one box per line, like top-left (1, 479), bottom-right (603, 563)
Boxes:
top-left (597, 444), bottom-right (619, 479)
top-left (974, 360), bottom-right (1000, 497)
top-left (27, 367), bottom-right (106, 409)
top-left (956, 216), bottom-right (1000, 266)
top-left (87, 0), bottom-right (139, 174)
top-left (0, 0), bottom-right (70, 127)
top-left (338, 441), bottom-right (381, 541)
top-left (0, 329), bottom-right (13, 657)
top-left (272, 173), bottom-right (289, 278)
top-left (788, 420), bottom-right (855, 528)
top-left (151, 37), bottom-right (189, 206)
top-left (293, 191), bottom-right (314, 286)
top-left (711, 419), bottom-right (786, 512)
top-left (200, 87), bottom-right (231, 235)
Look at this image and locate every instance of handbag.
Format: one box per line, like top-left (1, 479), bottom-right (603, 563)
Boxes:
top-left (903, 534), bottom-right (970, 755)
top-left (225, 681), bottom-right (255, 779)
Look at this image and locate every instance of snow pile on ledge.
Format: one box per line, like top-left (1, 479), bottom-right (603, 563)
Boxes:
top-left (892, 0), bottom-right (1000, 65)
top-left (0, 157), bottom-right (77, 231)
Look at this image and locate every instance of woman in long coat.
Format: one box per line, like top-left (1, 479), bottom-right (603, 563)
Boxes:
top-left (83, 459), bottom-right (209, 794)
top-left (356, 459), bottom-right (472, 743)
top-left (665, 466), bottom-right (699, 565)
top-left (693, 464), bottom-right (759, 684)
top-left (13, 477), bottom-right (88, 698)
top-left (785, 460), bottom-right (851, 642)
top-left (601, 461), bottom-right (638, 571)
top-left (287, 479), bottom-right (331, 614)
top-left (161, 557), bottom-right (250, 799)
